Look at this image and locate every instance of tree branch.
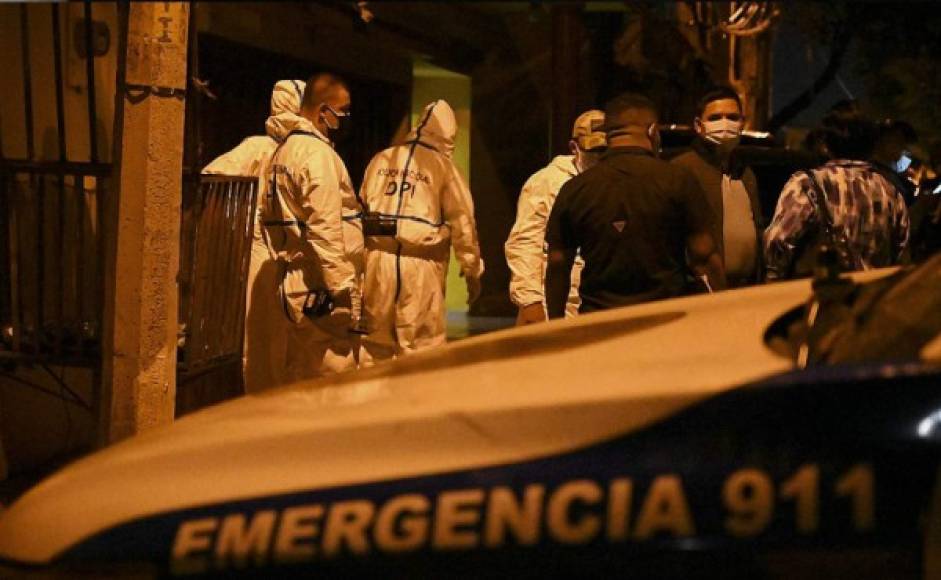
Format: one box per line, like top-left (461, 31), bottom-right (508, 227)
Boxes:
top-left (767, 21), bottom-right (854, 134)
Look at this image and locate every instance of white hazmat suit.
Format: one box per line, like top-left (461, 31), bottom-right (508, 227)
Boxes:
top-left (263, 114), bottom-right (362, 381)
top-left (358, 100), bottom-right (483, 362)
top-left (202, 79), bottom-right (306, 178)
top-left (505, 155), bottom-right (584, 319)
top-left (202, 79), bottom-right (308, 392)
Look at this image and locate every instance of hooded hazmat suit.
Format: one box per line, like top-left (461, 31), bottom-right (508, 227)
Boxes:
top-left (358, 100), bottom-right (483, 362)
top-left (263, 112), bottom-right (362, 381)
top-left (505, 155), bottom-right (584, 319)
top-left (202, 79), bottom-right (306, 178)
top-left (201, 80), bottom-right (307, 392)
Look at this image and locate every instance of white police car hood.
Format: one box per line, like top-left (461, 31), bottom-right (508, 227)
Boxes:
top-left (0, 272), bottom-right (894, 564)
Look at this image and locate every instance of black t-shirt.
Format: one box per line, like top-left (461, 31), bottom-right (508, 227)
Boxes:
top-left (545, 146), bottom-right (714, 315)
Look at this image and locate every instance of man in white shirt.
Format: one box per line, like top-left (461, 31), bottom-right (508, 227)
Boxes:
top-left (505, 110), bottom-right (606, 324)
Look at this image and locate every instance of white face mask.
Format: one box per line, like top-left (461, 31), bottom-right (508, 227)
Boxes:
top-left (701, 118), bottom-right (743, 146)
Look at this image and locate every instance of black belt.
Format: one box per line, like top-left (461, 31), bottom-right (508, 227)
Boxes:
top-left (263, 219), bottom-right (306, 229)
top-left (265, 216), bottom-right (363, 226)
top-left (373, 212), bottom-right (445, 228)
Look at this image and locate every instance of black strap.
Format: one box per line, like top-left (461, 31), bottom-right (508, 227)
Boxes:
top-left (802, 170), bottom-right (854, 262)
top-left (374, 212), bottom-right (446, 228)
top-left (263, 219), bottom-right (307, 229)
top-left (394, 104), bottom-right (435, 216)
top-left (357, 102), bottom-right (444, 236)
top-left (286, 129), bottom-right (329, 145)
top-left (266, 130), bottom-right (329, 253)
top-left (404, 139), bottom-right (440, 153)
top-left (802, 171), bottom-right (836, 229)
top-left (290, 80), bottom-right (303, 104)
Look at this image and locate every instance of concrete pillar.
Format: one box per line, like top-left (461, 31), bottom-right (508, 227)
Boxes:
top-left (99, 2), bottom-right (189, 444)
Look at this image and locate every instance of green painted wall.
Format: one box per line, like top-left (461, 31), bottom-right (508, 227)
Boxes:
top-left (411, 61), bottom-right (472, 312)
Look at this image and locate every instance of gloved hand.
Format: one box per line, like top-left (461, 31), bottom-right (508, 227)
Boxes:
top-left (329, 305), bottom-right (352, 331)
top-left (326, 288), bottom-right (352, 336)
top-left (516, 302), bottom-right (546, 326)
top-left (464, 274), bottom-right (481, 305)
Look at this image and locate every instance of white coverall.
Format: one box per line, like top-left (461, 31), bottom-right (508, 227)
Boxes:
top-left (358, 100), bottom-right (483, 362)
top-left (264, 114), bottom-right (362, 381)
top-left (505, 155), bottom-right (584, 318)
top-left (202, 79), bottom-right (308, 392)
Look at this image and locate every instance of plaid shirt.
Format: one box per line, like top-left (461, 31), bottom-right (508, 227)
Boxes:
top-left (764, 160), bottom-right (909, 280)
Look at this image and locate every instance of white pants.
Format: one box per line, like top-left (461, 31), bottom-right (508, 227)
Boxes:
top-left (243, 237), bottom-right (290, 392)
top-left (360, 245), bottom-right (448, 365)
top-left (285, 314), bottom-right (358, 382)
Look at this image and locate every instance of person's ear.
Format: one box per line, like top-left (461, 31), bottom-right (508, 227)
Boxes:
top-left (693, 117), bottom-right (704, 135)
top-left (569, 140), bottom-right (579, 156)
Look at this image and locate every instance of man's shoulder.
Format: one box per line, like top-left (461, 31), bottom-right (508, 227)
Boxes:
top-left (224, 135), bottom-right (277, 160)
top-left (669, 150), bottom-right (702, 167)
top-left (669, 149), bottom-right (721, 178)
top-left (526, 156), bottom-right (575, 185)
top-left (240, 135), bottom-right (276, 147)
top-left (557, 164), bottom-right (597, 192)
top-left (281, 131), bottom-right (333, 154)
top-left (651, 154), bottom-right (697, 182)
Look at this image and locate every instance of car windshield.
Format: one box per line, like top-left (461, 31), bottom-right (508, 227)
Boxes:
top-left (765, 253), bottom-right (941, 366)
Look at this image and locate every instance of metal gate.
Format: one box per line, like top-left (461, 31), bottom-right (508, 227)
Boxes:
top-left (176, 174), bottom-right (257, 414)
top-left (0, 3), bottom-right (111, 427)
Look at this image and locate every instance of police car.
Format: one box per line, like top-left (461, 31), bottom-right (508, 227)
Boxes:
top-left (0, 256), bottom-right (939, 579)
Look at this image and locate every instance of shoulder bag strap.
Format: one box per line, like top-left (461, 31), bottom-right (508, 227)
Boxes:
top-left (802, 169), bottom-right (855, 262)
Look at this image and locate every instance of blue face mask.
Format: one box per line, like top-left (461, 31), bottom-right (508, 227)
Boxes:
top-left (895, 152), bottom-right (912, 173)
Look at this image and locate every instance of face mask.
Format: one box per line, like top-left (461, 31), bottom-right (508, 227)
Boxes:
top-left (575, 147), bottom-right (603, 172)
top-left (895, 152), bottom-right (912, 173)
top-left (321, 104), bottom-right (351, 141)
top-left (701, 118), bottom-right (743, 148)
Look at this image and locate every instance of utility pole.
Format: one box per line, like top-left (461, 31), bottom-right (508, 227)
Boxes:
top-left (99, 2), bottom-right (189, 444)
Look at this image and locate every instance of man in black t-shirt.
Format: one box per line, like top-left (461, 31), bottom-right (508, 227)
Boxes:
top-left (545, 93), bottom-right (725, 317)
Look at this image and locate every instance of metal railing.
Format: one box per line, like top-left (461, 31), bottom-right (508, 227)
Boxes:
top-left (177, 174), bottom-right (258, 381)
top-left (0, 161), bottom-right (110, 367)
top-left (1, 1), bottom-right (110, 368)
top-left (2, 2), bottom-right (253, 415)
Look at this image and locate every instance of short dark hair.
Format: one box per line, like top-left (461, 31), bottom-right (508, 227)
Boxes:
top-left (820, 109), bottom-right (877, 160)
top-left (603, 92), bottom-right (658, 132)
top-left (301, 72), bottom-right (349, 111)
top-left (696, 86), bottom-right (742, 117)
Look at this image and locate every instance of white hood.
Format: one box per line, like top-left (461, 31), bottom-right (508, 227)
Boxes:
top-left (407, 100), bottom-right (457, 158)
top-left (548, 154), bottom-right (578, 178)
top-left (265, 79), bottom-right (306, 143)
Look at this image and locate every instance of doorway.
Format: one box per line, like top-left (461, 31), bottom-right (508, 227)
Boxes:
top-left (411, 60), bottom-right (472, 321)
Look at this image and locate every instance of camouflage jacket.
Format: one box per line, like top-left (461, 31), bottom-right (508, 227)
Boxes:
top-left (764, 160), bottom-right (909, 280)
